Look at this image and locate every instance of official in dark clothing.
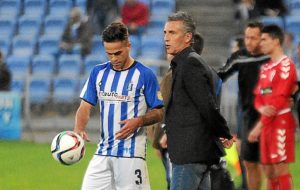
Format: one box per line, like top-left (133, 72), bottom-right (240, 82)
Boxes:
top-left (164, 11), bottom-right (234, 190)
top-left (218, 22), bottom-right (269, 190)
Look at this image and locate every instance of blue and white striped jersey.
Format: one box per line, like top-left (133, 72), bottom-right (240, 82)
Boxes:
top-left (80, 61), bottom-right (163, 159)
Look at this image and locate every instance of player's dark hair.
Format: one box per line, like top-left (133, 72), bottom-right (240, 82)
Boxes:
top-left (262, 24), bottom-right (284, 45)
top-left (168, 11), bottom-right (196, 35)
top-left (102, 22), bottom-right (129, 43)
top-left (192, 32), bottom-right (204, 55)
top-left (247, 21), bottom-right (263, 31)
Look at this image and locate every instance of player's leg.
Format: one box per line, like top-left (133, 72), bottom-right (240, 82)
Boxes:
top-left (113, 157), bottom-right (150, 190)
top-left (241, 140), bottom-right (262, 190)
top-left (243, 161), bottom-right (262, 190)
top-left (275, 163), bottom-right (293, 190)
top-left (81, 155), bottom-right (116, 190)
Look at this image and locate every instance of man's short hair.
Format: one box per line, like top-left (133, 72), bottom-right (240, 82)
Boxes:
top-left (262, 24), bottom-right (284, 45)
top-left (192, 32), bottom-right (204, 55)
top-left (167, 11), bottom-right (196, 35)
top-left (247, 21), bottom-right (264, 31)
top-left (102, 22), bottom-right (129, 43)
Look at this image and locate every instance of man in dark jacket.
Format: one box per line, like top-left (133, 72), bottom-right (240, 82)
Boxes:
top-left (0, 51), bottom-right (11, 91)
top-left (164, 11), bottom-right (234, 190)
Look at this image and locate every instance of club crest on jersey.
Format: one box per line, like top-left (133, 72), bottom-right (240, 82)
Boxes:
top-left (127, 81), bottom-right (134, 91)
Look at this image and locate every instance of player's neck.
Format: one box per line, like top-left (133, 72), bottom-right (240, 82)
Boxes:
top-left (270, 48), bottom-right (285, 62)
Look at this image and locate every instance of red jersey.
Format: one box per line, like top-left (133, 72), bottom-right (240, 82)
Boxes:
top-left (121, 2), bottom-right (149, 27)
top-left (254, 56), bottom-right (297, 126)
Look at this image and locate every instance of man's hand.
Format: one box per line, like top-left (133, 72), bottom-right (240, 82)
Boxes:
top-left (220, 137), bottom-right (235, 149)
top-left (159, 133), bottom-right (168, 149)
top-left (74, 129), bottom-right (90, 142)
top-left (248, 122), bottom-right (262, 142)
top-left (115, 117), bottom-right (143, 139)
top-left (258, 105), bottom-right (276, 116)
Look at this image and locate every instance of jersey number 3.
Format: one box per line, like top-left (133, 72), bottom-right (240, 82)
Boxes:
top-left (135, 169), bottom-right (142, 185)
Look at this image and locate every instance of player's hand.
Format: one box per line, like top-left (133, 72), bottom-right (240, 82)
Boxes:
top-left (248, 124), bottom-right (261, 142)
top-left (159, 133), bottom-right (168, 149)
top-left (258, 105), bottom-right (276, 116)
top-left (220, 137), bottom-right (234, 149)
top-left (115, 117), bottom-right (143, 140)
top-left (74, 129), bottom-right (90, 142)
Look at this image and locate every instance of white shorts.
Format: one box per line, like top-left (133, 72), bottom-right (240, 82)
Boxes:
top-left (81, 155), bottom-right (150, 190)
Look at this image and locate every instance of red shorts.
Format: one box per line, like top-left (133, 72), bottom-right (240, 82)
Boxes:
top-left (260, 112), bottom-right (296, 164)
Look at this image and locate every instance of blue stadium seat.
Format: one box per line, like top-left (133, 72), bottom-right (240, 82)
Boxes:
top-left (18, 15), bottom-right (42, 38)
top-left (0, 0), bottom-right (21, 18)
top-left (29, 77), bottom-right (51, 104)
top-left (288, 0), bottom-right (300, 15)
top-left (11, 79), bottom-right (25, 94)
top-left (12, 36), bottom-right (36, 57)
top-left (44, 15), bottom-right (67, 37)
top-left (38, 35), bottom-right (60, 55)
top-left (6, 55), bottom-right (31, 79)
top-left (49, 0), bottom-right (72, 17)
top-left (146, 20), bottom-right (165, 35)
top-left (260, 16), bottom-right (284, 28)
top-left (75, 0), bottom-right (86, 14)
top-left (140, 35), bottom-right (164, 59)
top-left (84, 54), bottom-right (102, 75)
top-left (285, 16), bottom-right (300, 35)
top-left (91, 35), bottom-right (106, 55)
top-left (58, 54), bottom-right (82, 77)
top-left (0, 38), bottom-right (11, 57)
top-left (31, 54), bottom-right (56, 77)
top-left (0, 16), bottom-right (16, 39)
top-left (151, 0), bottom-right (175, 17)
top-left (52, 77), bottom-right (79, 103)
top-left (129, 35), bottom-right (141, 57)
top-left (24, 0), bottom-right (47, 17)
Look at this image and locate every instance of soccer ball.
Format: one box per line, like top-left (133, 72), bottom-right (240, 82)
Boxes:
top-left (51, 131), bottom-right (85, 165)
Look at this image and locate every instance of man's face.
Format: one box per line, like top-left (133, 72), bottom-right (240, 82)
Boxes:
top-left (244, 27), bottom-right (261, 54)
top-left (104, 41), bottom-right (131, 71)
top-left (260, 33), bottom-right (276, 55)
top-left (164, 21), bottom-right (192, 56)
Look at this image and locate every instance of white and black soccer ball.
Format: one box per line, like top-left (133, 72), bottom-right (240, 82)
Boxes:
top-left (51, 131), bottom-right (85, 165)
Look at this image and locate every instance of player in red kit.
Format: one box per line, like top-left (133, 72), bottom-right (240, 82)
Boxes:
top-left (248, 25), bottom-right (298, 190)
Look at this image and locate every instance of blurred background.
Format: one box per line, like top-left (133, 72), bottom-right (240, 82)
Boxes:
top-left (0, 0), bottom-right (300, 189)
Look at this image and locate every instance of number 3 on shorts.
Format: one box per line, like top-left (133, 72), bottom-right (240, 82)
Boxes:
top-left (135, 169), bottom-right (142, 185)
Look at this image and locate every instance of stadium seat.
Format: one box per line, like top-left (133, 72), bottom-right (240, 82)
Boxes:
top-left (84, 54), bottom-right (103, 75)
top-left (49, 0), bottom-right (72, 17)
top-left (44, 15), bottom-right (67, 37)
top-left (18, 15), bottom-right (42, 38)
top-left (140, 35), bottom-right (164, 59)
top-left (6, 55), bottom-right (31, 79)
top-left (260, 16), bottom-right (284, 28)
top-left (29, 77), bottom-right (51, 104)
top-left (58, 54), bottom-right (82, 77)
top-left (0, 38), bottom-right (11, 57)
top-left (52, 77), bottom-right (79, 103)
top-left (11, 79), bottom-right (25, 94)
top-left (146, 20), bottom-right (165, 35)
top-left (91, 35), bottom-right (105, 55)
top-left (151, 0), bottom-right (175, 17)
top-left (31, 54), bottom-right (56, 77)
top-left (0, 16), bottom-right (16, 39)
top-left (75, 0), bottom-right (87, 14)
top-left (288, 0), bottom-right (300, 15)
top-left (285, 16), bottom-right (300, 35)
top-left (129, 35), bottom-right (141, 57)
top-left (38, 35), bottom-right (60, 55)
top-left (12, 36), bottom-right (36, 57)
top-left (23, 0), bottom-right (47, 17)
top-left (0, 0), bottom-right (21, 18)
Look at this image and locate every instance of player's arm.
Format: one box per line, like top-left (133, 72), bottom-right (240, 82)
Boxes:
top-left (217, 51), bottom-right (241, 81)
top-left (115, 108), bottom-right (163, 140)
top-left (74, 100), bottom-right (93, 141)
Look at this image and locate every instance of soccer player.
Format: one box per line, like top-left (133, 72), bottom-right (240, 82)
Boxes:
top-left (164, 11), bottom-right (234, 190)
top-left (218, 22), bottom-right (269, 190)
top-left (74, 22), bottom-right (164, 190)
top-left (248, 24), bottom-right (298, 190)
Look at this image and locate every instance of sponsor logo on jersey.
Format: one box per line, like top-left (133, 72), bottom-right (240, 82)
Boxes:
top-left (260, 87), bottom-right (272, 95)
top-left (99, 91), bottom-right (133, 102)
